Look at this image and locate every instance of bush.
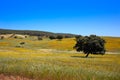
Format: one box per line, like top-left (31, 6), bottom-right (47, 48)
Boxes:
top-left (14, 36), bottom-right (17, 38)
top-left (49, 36), bottom-right (56, 40)
top-left (20, 42), bottom-right (25, 45)
top-left (0, 36), bottom-right (4, 39)
top-left (16, 42), bottom-right (25, 48)
top-left (56, 35), bottom-right (63, 40)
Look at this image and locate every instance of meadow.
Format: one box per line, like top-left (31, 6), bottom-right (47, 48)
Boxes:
top-left (0, 37), bottom-right (120, 80)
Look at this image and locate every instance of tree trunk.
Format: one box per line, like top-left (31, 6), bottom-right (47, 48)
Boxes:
top-left (85, 53), bottom-right (89, 57)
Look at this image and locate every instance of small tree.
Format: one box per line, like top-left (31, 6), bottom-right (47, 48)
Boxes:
top-left (56, 35), bottom-right (63, 40)
top-left (14, 36), bottom-right (17, 39)
top-left (74, 35), bottom-right (106, 57)
top-left (49, 36), bottom-right (56, 40)
top-left (20, 42), bottom-right (25, 45)
top-left (25, 36), bottom-right (27, 38)
top-left (19, 42), bottom-right (25, 47)
top-left (0, 36), bottom-right (4, 39)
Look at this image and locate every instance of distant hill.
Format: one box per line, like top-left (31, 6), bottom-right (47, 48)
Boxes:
top-left (0, 29), bottom-right (76, 37)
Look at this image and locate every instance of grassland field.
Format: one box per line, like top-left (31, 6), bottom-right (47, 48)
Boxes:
top-left (0, 36), bottom-right (120, 80)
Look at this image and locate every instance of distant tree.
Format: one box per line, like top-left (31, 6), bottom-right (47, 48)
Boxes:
top-left (25, 36), bottom-right (27, 38)
top-left (75, 35), bottom-right (82, 41)
top-left (14, 36), bottom-right (17, 39)
top-left (64, 35), bottom-right (72, 38)
top-left (0, 36), bottom-right (4, 39)
top-left (16, 42), bottom-right (25, 47)
top-left (74, 35), bottom-right (106, 57)
top-left (56, 35), bottom-right (63, 40)
top-left (49, 36), bottom-right (56, 40)
top-left (20, 42), bottom-right (25, 45)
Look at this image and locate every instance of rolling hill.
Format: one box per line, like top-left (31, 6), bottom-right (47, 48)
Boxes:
top-left (0, 29), bottom-right (76, 37)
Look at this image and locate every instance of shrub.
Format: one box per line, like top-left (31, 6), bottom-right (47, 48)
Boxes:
top-left (0, 36), bottom-right (4, 39)
top-left (56, 35), bottom-right (63, 40)
top-left (49, 36), bottom-right (56, 40)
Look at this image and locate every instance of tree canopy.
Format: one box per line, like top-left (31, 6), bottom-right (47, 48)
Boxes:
top-left (74, 35), bottom-right (106, 57)
top-left (56, 35), bottom-right (63, 40)
top-left (49, 36), bottom-right (56, 40)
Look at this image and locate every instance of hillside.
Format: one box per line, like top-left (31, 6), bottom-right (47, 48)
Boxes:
top-left (104, 37), bottom-right (120, 52)
top-left (0, 29), bottom-right (75, 37)
top-left (0, 29), bottom-right (120, 52)
top-left (0, 37), bottom-right (120, 80)
top-left (0, 30), bottom-right (120, 80)
top-left (0, 36), bottom-right (120, 52)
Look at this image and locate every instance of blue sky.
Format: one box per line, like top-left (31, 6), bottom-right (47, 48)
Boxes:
top-left (0, 0), bottom-right (120, 36)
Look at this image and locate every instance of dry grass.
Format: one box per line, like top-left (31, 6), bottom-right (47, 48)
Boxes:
top-left (103, 37), bottom-right (120, 52)
top-left (0, 48), bottom-right (120, 80)
top-left (47, 38), bottom-right (76, 50)
top-left (0, 37), bottom-right (120, 80)
top-left (1, 36), bottom-right (120, 52)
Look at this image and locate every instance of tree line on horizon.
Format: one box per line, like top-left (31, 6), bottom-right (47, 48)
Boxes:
top-left (0, 29), bottom-right (75, 38)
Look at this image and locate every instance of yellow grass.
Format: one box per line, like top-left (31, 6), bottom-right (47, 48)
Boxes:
top-left (47, 38), bottom-right (76, 50)
top-left (0, 36), bottom-right (120, 52)
top-left (0, 49), bottom-right (120, 80)
top-left (104, 37), bottom-right (120, 52)
top-left (0, 37), bottom-right (120, 80)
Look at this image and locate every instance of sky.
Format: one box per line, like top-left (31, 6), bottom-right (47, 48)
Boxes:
top-left (0, 0), bottom-right (120, 36)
